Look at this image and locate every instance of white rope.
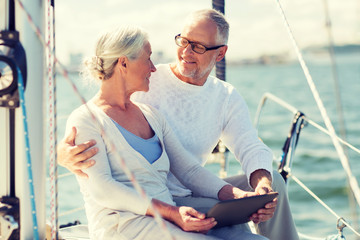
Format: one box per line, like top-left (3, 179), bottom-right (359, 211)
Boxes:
top-left (305, 118), bottom-right (360, 155)
top-left (298, 233), bottom-right (323, 240)
top-left (275, 0), bottom-right (360, 207)
top-left (46, 172), bottom-right (73, 182)
top-left (290, 173), bottom-right (360, 237)
top-left (46, 0), bottom-right (58, 238)
top-left (58, 207), bottom-right (85, 218)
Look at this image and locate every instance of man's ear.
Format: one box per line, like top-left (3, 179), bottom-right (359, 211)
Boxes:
top-left (216, 45), bottom-right (228, 62)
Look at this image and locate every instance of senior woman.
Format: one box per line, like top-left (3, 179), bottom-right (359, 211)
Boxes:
top-left (65, 26), bottom-right (267, 240)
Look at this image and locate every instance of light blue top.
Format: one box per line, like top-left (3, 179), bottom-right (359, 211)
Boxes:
top-left (112, 119), bottom-right (162, 164)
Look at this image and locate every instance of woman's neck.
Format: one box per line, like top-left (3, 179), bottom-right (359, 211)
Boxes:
top-left (94, 77), bottom-right (132, 111)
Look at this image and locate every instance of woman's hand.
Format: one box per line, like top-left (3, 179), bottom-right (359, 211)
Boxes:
top-left (57, 127), bottom-right (98, 178)
top-left (147, 199), bottom-right (217, 233)
top-left (171, 206), bottom-right (217, 233)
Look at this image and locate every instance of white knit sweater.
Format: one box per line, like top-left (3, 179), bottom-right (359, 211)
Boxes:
top-left (132, 64), bottom-right (273, 197)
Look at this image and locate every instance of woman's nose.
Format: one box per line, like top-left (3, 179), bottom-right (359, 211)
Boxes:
top-left (150, 61), bottom-right (156, 72)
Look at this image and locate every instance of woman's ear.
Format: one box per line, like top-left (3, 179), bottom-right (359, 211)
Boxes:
top-left (118, 56), bottom-right (128, 69)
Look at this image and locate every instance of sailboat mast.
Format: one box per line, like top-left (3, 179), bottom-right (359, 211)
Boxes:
top-left (212, 0), bottom-right (226, 81)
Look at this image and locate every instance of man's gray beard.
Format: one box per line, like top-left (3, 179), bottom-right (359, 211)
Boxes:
top-left (178, 59), bottom-right (216, 81)
top-left (179, 67), bottom-right (196, 79)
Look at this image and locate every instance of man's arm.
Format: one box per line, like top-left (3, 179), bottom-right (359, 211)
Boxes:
top-left (220, 90), bottom-right (273, 186)
top-left (57, 126), bottom-right (98, 178)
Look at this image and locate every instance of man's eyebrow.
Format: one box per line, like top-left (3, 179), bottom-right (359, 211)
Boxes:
top-left (186, 36), bottom-right (210, 46)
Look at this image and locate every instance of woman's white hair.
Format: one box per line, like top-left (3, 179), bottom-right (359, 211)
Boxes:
top-left (82, 25), bottom-right (148, 83)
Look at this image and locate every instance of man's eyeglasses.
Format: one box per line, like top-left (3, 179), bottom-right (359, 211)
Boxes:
top-left (174, 34), bottom-right (225, 54)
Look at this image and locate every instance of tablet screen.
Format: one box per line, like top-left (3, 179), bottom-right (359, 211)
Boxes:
top-left (206, 192), bottom-right (278, 228)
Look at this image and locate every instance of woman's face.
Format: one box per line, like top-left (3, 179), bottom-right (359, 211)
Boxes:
top-left (126, 41), bottom-right (156, 93)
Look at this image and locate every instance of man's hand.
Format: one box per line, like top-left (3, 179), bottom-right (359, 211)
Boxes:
top-left (218, 184), bottom-right (257, 201)
top-left (250, 169), bottom-right (273, 194)
top-left (249, 197), bottom-right (277, 224)
top-left (57, 127), bottom-right (98, 178)
top-left (249, 169), bottom-right (277, 224)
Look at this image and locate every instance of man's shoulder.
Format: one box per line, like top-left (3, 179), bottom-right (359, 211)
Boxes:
top-left (206, 76), bottom-right (246, 107)
top-left (208, 75), bottom-right (237, 93)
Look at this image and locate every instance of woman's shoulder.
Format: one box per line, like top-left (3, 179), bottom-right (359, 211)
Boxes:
top-left (136, 102), bottom-right (161, 118)
top-left (136, 102), bottom-right (166, 128)
top-left (67, 101), bottom-right (100, 126)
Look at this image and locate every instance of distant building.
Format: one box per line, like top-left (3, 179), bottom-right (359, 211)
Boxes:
top-left (152, 51), bottom-right (174, 65)
top-left (67, 53), bottom-right (84, 72)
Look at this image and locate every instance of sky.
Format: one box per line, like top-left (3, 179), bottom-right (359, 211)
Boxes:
top-left (53, 0), bottom-right (360, 64)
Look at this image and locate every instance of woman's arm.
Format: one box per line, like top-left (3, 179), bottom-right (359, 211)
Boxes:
top-left (66, 109), bottom-right (151, 215)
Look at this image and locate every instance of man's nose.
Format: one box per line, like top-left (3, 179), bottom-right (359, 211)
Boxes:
top-left (183, 43), bottom-right (194, 54)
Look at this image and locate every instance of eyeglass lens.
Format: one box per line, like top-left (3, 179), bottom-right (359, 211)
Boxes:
top-left (176, 36), bottom-right (206, 54)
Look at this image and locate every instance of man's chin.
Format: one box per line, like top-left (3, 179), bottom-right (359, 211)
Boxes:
top-left (178, 67), bottom-right (196, 79)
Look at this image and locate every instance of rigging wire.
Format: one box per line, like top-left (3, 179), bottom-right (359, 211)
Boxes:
top-left (255, 93), bottom-right (360, 156)
top-left (290, 173), bottom-right (360, 237)
top-left (322, 0), bottom-right (359, 234)
top-left (255, 93), bottom-right (360, 237)
top-left (274, 0), bottom-right (360, 208)
top-left (321, 0), bottom-right (348, 148)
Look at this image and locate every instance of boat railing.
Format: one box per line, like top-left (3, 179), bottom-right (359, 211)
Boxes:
top-left (254, 92), bottom-right (360, 239)
top-left (255, 93), bottom-right (360, 155)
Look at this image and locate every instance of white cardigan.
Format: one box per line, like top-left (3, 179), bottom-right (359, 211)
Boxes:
top-left (65, 100), bottom-right (228, 238)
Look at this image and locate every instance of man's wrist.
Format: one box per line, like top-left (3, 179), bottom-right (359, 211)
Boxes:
top-left (250, 169), bottom-right (272, 189)
top-left (218, 184), bottom-right (235, 201)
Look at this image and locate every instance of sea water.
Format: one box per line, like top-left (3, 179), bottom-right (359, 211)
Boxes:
top-left (51, 52), bottom-right (360, 239)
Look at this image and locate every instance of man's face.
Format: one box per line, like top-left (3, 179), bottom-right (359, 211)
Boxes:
top-left (173, 18), bottom-right (226, 86)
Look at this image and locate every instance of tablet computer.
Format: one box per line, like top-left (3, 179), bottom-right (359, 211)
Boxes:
top-left (206, 192), bottom-right (278, 228)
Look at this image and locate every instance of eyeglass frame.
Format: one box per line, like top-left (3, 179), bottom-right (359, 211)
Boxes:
top-left (174, 34), bottom-right (225, 54)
